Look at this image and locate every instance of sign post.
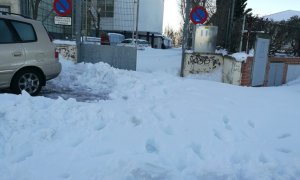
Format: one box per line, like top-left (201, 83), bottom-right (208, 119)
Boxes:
top-left (180, 0), bottom-right (192, 77)
top-left (75, 0), bottom-right (82, 62)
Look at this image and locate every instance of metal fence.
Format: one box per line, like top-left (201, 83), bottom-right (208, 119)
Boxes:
top-left (22, 0), bottom-right (137, 40)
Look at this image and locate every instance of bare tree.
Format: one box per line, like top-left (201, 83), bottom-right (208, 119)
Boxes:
top-left (31, 0), bottom-right (42, 20)
top-left (164, 25), bottom-right (183, 47)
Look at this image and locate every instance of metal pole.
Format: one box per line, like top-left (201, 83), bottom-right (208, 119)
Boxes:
top-left (75, 0), bottom-right (82, 62)
top-left (246, 32), bottom-right (250, 53)
top-left (85, 0), bottom-right (88, 38)
top-left (225, 6), bottom-right (231, 48)
top-left (96, 8), bottom-right (101, 37)
top-left (132, 1), bottom-right (135, 40)
top-left (239, 15), bottom-right (246, 52)
top-left (135, 0), bottom-right (140, 48)
top-left (180, 0), bottom-right (192, 77)
top-left (228, 0), bottom-right (236, 51)
top-left (72, 0), bottom-right (74, 39)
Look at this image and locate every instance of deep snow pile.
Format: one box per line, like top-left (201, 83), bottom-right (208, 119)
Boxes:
top-left (1, 48), bottom-right (300, 180)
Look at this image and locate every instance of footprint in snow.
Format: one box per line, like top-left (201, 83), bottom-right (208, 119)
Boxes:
top-left (247, 120), bottom-right (255, 128)
top-left (259, 153), bottom-right (268, 164)
top-left (70, 138), bottom-right (84, 148)
top-left (161, 126), bottom-right (173, 135)
top-left (93, 149), bottom-right (114, 157)
top-left (131, 116), bottom-right (142, 126)
top-left (0, 112), bottom-right (5, 118)
top-left (190, 144), bottom-right (204, 160)
top-left (94, 122), bottom-right (106, 131)
top-left (276, 148), bottom-right (291, 154)
top-left (58, 173), bottom-right (70, 179)
top-left (213, 129), bottom-right (223, 140)
top-left (169, 112), bottom-right (176, 119)
top-left (145, 139), bottom-right (159, 153)
top-left (12, 150), bottom-right (33, 163)
top-left (277, 133), bottom-right (291, 139)
top-left (222, 116), bottom-right (232, 131)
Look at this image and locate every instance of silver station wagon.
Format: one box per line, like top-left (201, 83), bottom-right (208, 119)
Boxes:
top-left (0, 12), bottom-right (61, 96)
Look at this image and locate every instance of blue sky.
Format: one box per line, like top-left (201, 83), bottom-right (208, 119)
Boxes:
top-left (247, 0), bottom-right (300, 16)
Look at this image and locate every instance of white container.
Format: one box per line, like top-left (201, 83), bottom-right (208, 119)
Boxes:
top-left (193, 26), bottom-right (218, 53)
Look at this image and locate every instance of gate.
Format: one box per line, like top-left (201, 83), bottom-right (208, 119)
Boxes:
top-left (251, 36), bottom-right (270, 86)
top-left (267, 63), bottom-right (285, 86)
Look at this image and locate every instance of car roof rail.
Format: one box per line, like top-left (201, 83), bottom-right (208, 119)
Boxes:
top-left (0, 11), bottom-right (32, 19)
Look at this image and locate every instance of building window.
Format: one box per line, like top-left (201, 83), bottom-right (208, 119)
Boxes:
top-left (99, 0), bottom-right (114, 17)
top-left (0, 5), bottom-right (10, 13)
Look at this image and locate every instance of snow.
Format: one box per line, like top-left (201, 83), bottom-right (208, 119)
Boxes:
top-left (1, 48), bottom-right (300, 179)
top-left (53, 39), bottom-right (76, 45)
top-left (264, 10), bottom-right (300, 21)
top-left (230, 52), bottom-right (253, 62)
top-left (215, 49), bottom-right (228, 56)
top-left (229, 49), bottom-right (255, 62)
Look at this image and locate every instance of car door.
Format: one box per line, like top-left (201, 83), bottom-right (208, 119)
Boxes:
top-left (0, 18), bottom-right (25, 87)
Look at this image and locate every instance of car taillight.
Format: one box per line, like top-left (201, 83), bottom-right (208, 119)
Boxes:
top-left (55, 50), bottom-right (59, 60)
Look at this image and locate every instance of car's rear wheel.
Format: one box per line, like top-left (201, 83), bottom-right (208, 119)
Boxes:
top-left (11, 69), bottom-right (43, 96)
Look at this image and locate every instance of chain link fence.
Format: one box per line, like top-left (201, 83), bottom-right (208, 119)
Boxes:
top-left (24, 0), bottom-right (137, 40)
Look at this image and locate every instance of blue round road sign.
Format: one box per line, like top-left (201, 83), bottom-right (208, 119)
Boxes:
top-left (190, 6), bottom-right (208, 25)
top-left (53, 0), bottom-right (72, 16)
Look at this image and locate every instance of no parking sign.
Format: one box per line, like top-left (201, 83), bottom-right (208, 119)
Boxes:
top-left (53, 0), bottom-right (72, 16)
top-left (189, 6), bottom-right (208, 25)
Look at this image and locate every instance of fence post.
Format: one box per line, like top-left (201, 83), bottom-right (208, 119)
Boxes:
top-left (75, 0), bottom-right (82, 62)
top-left (180, 0), bottom-right (192, 77)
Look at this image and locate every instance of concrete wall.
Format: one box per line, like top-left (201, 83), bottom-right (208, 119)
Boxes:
top-left (0, 0), bottom-right (20, 13)
top-left (223, 56), bottom-right (243, 85)
top-left (182, 52), bottom-right (223, 77)
top-left (55, 43), bottom-right (137, 71)
top-left (80, 45), bottom-right (137, 71)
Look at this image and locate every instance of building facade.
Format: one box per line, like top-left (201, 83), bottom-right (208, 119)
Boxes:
top-left (0, 0), bottom-right (21, 13)
top-left (0, 0), bottom-right (164, 42)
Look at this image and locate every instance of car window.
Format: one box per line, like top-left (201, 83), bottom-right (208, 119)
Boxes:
top-left (122, 40), bottom-right (132, 43)
top-left (0, 19), bottom-right (15, 43)
top-left (139, 40), bottom-right (149, 45)
top-left (11, 21), bottom-right (36, 42)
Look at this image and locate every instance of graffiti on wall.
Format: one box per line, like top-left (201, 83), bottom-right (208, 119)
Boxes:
top-left (183, 52), bottom-right (223, 76)
top-left (189, 54), bottom-right (221, 68)
top-left (223, 56), bottom-right (243, 85)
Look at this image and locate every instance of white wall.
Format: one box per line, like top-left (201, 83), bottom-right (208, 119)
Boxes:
top-left (101, 0), bottom-right (164, 34)
top-left (138, 0), bottom-right (164, 33)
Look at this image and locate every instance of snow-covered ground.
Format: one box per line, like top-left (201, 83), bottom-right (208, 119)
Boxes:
top-left (1, 48), bottom-right (300, 180)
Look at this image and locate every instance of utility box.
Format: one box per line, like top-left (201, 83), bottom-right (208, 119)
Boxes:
top-left (193, 26), bottom-right (218, 53)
